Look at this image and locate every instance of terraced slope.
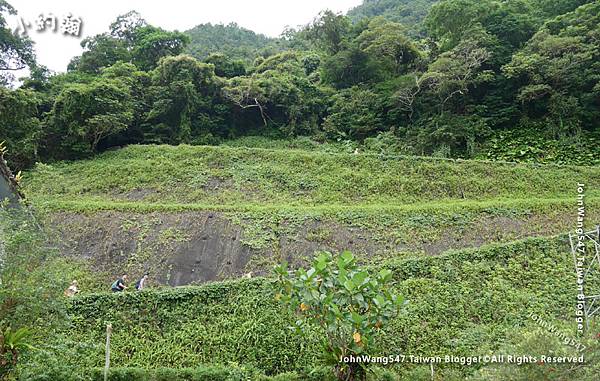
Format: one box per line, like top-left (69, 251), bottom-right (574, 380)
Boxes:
top-left (23, 144), bottom-right (600, 286)
top-left (25, 145), bottom-right (600, 206)
top-left (39, 236), bottom-right (599, 380)
top-left (18, 144), bottom-right (600, 380)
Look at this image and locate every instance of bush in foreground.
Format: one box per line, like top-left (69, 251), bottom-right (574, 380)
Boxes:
top-left (275, 251), bottom-right (404, 381)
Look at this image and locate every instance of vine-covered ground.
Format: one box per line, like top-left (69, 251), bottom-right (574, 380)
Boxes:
top-left (20, 237), bottom-right (600, 380)
top-left (13, 144), bottom-right (600, 380)
top-left (20, 145), bottom-right (600, 287)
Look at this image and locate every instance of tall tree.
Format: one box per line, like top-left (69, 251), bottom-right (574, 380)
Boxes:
top-left (224, 51), bottom-right (329, 135)
top-left (46, 78), bottom-right (133, 157)
top-left (69, 34), bottom-right (130, 74)
top-left (0, 87), bottom-right (41, 169)
top-left (0, 0), bottom-right (34, 85)
top-left (356, 17), bottom-right (421, 75)
top-left (109, 10), bottom-right (147, 43)
top-left (131, 26), bottom-right (189, 71)
top-left (300, 10), bottom-right (351, 54)
top-left (145, 55), bottom-right (222, 144)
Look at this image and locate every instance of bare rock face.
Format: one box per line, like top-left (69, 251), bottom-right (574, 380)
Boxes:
top-left (45, 206), bottom-right (597, 287)
top-left (46, 212), bottom-right (254, 286)
top-left (0, 155), bottom-right (20, 271)
top-left (45, 211), bottom-right (385, 286)
top-left (0, 175), bottom-right (14, 204)
top-left (162, 214), bottom-right (253, 285)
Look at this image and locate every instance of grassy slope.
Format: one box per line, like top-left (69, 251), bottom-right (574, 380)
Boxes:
top-left (24, 143), bottom-right (600, 269)
top-left (63, 236), bottom-right (591, 378)
top-left (20, 144), bottom-right (600, 379)
top-left (23, 144), bottom-right (600, 208)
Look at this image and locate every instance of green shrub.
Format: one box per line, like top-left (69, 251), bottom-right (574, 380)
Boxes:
top-left (275, 251), bottom-right (404, 380)
top-left (479, 127), bottom-right (600, 165)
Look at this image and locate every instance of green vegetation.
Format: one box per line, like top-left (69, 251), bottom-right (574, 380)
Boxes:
top-left (2, 0), bottom-right (599, 170)
top-left (185, 23), bottom-right (285, 63)
top-left (347, 0), bottom-right (438, 34)
top-left (17, 236), bottom-right (597, 380)
top-left (2, 0), bottom-right (600, 379)
top-left (21, 144), bottom-right (600, 283)
top-left (0, 1), bottom-right (33, 85)
top-left (477, 128), bottom-right (600, 165)
top-left (275, 251), bottom-right (403, 380)
top-left (0, 327), bottom-right (34, 377)
top-left (84, 366), bottom-right (326, 381)
top-left (470, 322), bottom-right (600, 380)
top-left (23, 145), bottom-right (600, 206)
top-left (0, 205), bottom-right (79, 380)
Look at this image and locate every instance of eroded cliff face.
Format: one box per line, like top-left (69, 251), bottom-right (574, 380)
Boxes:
top-left (0, 155), bottom-right (19, 276)
top-left (44, 211), bottom-right (379, 286)
top-left (43, 207), bottom-right (596, 287)
top-left (0, 176), bottom-right (14, 204)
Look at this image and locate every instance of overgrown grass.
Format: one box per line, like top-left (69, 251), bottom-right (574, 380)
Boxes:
top-left (220, 135), bottom-right (357, 154)
top-left (23, 145), bottom-right (600, 207)
top-left (31, 195), bottom-right (600, 214)
top-left (37, 236), bottom-right (597, 380)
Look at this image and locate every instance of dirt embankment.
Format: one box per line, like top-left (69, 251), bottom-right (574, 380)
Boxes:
top-left (45, 209), bottom-right (590, 286)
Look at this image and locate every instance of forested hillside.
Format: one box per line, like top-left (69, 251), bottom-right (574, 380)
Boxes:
top-left (347, 0), bottom-right (438, 33)
top-left (185, 22), bottom-right (285, 62)
top-left (0, 0), bottom-right (598, 171)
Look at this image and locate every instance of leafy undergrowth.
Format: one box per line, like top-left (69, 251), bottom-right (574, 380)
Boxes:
top-left (20, 236), bottom-right (599, 380)
top-left (478, 129), bottom-right (600, 166)
top-left (23, 144), bottom-right (600, 207)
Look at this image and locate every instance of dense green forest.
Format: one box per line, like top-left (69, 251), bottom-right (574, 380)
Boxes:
top-left (185, 23), bottom-right (286, 63)
top-left (347, 0), bottom-right (438, 34)
top-left (1, 0), bottom-right (599, 171)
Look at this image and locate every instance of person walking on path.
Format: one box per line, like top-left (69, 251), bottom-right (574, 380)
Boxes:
top-left (135, 273), bottom-right (149, 291)
top-left (111, 274), bottom-right (128, 292)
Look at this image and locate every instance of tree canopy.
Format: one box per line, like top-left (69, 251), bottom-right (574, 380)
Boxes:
top-left (1, 0), bottom-right (598, 169)
top-left (0, 0), bottom-right (34, 85)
